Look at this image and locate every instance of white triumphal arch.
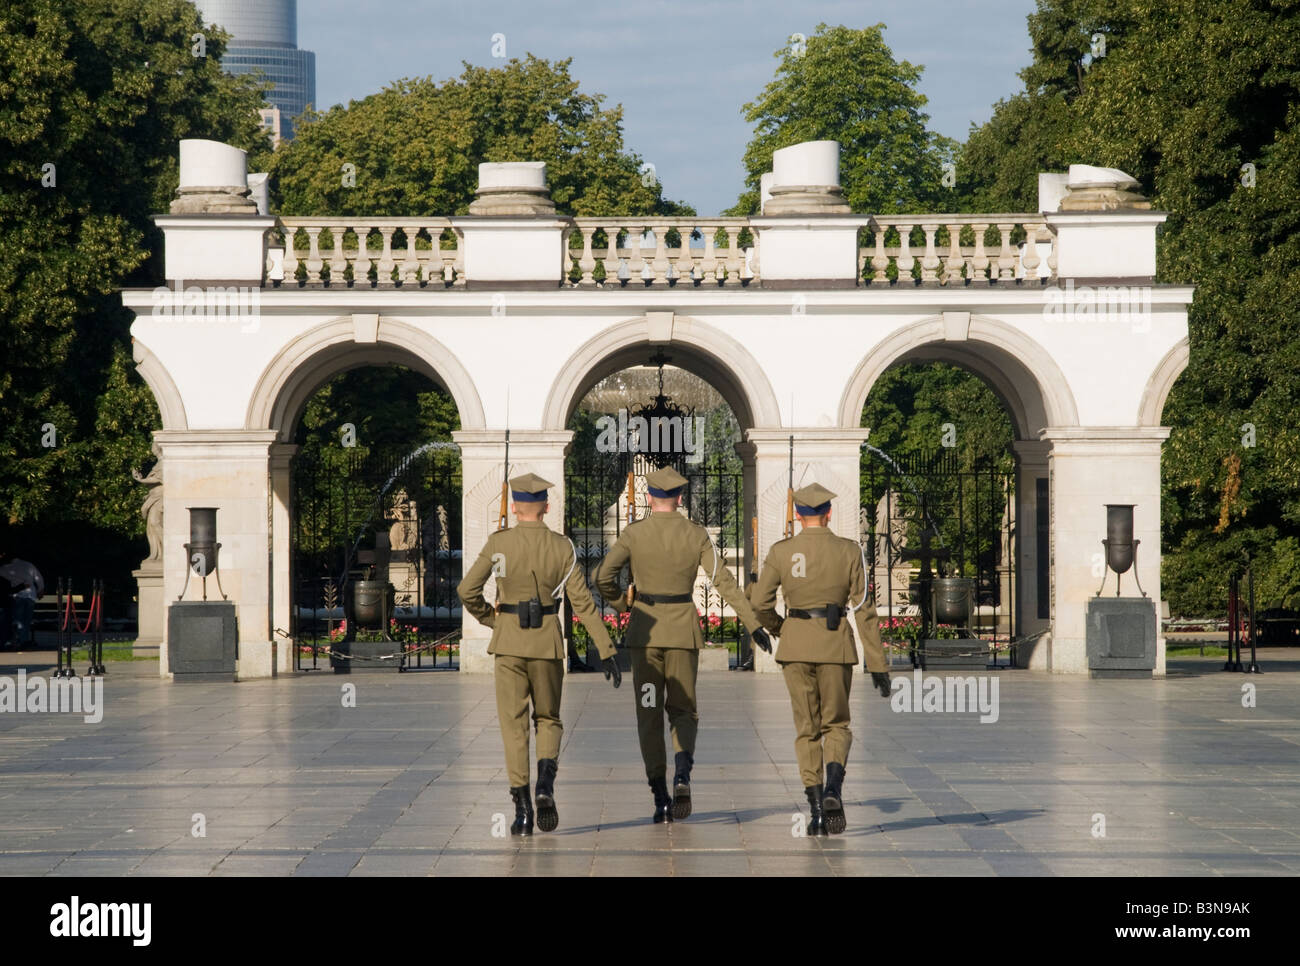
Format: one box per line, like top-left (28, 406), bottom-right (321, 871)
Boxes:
top-left (121, 138), bottom-right (1191, 679)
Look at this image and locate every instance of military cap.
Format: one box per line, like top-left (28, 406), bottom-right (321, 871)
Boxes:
top-left (510, 472), bottom-right (553, 503)
top-left (793, 482), bottom-right (836, 516)
top-left (645, 466), bottom-right (688, 498)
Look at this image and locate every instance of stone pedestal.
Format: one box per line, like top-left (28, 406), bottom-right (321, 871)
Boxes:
top-left (132, 567), bottom-right (164, 653)
top-left (918, 638), bottom-right (991, 669)
top-left (168, 600), bottom-right (237, 682)
top-left (1086, 597), bottom-right (1157, 678)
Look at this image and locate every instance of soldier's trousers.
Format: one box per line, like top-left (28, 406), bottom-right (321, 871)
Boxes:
top-left (630, 647), bottom-right (699, 780)
top-left (494, 655), bottom-right (564, 788)
top-left (781, 661), bottom-right (853, 788)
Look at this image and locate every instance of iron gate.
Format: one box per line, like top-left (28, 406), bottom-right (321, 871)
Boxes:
top-left (291, 444), bottom-right (462, 670)
top-left (860, 448), bottom-right (1016, 663)
top-left (564, 450), bottom-right (750, 668)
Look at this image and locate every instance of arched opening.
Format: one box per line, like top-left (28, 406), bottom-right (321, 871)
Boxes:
top-left (262, 343), bottom-right (468, 672)
top-left (556, 339), bottom-right (763, 670)
top-left (860, 359), bottom-right (1019, 667)
top-left (847, 321), bottom-right (1068, 667)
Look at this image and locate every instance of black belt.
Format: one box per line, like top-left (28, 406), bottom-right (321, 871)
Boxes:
top-left (498, 602), bottom-right (559, 615)
top-left (789, 607), bottom-right (833, 619)
top-left (636, 592), bottom-right (693, 605)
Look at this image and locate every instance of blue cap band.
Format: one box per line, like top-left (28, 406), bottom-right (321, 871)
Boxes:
top-left (511, 490), bottom-right (548, 503)
top-left (647, 485), bottom-right (683, 498)
top-left (795, 501), bottom-right (831, 516)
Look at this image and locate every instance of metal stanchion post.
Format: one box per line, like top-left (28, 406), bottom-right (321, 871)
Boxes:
top-left (1246, 567), bottom-right (1262, 674)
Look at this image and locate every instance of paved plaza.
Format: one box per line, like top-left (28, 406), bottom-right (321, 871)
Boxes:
top-left (0, 652), bottom-right (1297, 876)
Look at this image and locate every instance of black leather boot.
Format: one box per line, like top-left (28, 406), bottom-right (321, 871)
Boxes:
top-left (805, 784), bottom-right (828, 836)
top-left (672, 751), bottom-right (694, 820)
top-left (509, 785), bottom-right (534, 836)
top-left (649, 775), bottom-right (673, 823)
top-left (823, 762), bottom-right (846, 834)
top-left (534, 758), bottom-right (558, 832)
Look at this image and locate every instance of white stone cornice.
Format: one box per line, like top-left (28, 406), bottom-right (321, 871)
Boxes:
top-left (122, 283), bottom-right (1196, 313)
top-left (1040, 426), bottom-right (1172, 441)
top-left (1045, 211), bottom-right (1169, 228)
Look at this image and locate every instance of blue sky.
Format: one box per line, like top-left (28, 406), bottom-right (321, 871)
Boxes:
top-left (299, 0), bottom-right (1040, 214)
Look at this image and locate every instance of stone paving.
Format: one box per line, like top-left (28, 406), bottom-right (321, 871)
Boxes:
top-left (0, 651), bottom-right (1297, 876)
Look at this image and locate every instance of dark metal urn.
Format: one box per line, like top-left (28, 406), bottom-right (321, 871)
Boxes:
top-left (1097, 504), bottom-right (1146, 597)
top-left (187, 507), bottom-right (219, 576)
top-left (178, 506), bottom-right (226, 600)
top-left (933, 577), bottom-right (975, 628)
top-left (352, 580), bottom-right (389, 626)
top-left (1104, 504), bottom-right (1136, 574)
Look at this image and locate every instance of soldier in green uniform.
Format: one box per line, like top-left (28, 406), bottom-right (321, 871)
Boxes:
top-left (595, 466), bottom-right (772, 823)
top-left (458, 473), bottom-right (622, 835)
top-left (752, 483), bottom-right (892, 836)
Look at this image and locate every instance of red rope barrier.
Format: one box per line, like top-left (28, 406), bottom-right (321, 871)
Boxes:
top-left (58, 585), bottom-right (102, 635)
top-left (74, 589), bottom-right (100, 635)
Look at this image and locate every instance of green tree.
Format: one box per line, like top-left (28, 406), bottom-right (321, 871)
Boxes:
top-left (732, 23), bottom-right (958, 215)
top-left (271, 55), bottom-right (689, 217)
top-left (0, 0), bottom-right (270, 552)
top-left (956, 0), bottom-right (1300, 614)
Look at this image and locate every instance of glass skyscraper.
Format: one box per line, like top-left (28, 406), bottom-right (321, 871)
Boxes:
top-left (197, 0), bottom-right (316, 141)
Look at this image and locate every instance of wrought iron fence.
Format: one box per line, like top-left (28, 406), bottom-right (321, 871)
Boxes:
top-left (291, 445), bottom-right (462, 671)
top-left (860, 448), bottom-right (1016, 663)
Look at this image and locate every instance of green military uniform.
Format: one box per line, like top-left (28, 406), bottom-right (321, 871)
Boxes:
top-left (752, 483), bottom-right (887, 835)
top-left (595, 466), bottom-right (766, 820)
top-left (458, 473), bottom-right (618, 833)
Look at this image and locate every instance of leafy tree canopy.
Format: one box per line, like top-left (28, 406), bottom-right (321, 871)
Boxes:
top-left (732, 23), bottom-right (958, 215)
top-left (955, 0), bottom-right (1300, 612)
top-left (271, 55), bottom-right (690, 217)
top-left (0, 0), bottom-right (270, 537)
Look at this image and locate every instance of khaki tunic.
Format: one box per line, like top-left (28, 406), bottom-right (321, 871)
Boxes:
top-left (753, 524), bottom-right (885, 787)
top-left (595, 509), bottom-right (764, 780)
top-left (752, 525), bottom-right (886, 671)
top-left (458, 520), bottom-right (615, 788)
top-left (459, 521), bottom-right (615, 661)
top-left (594, 511), bottom-right (763, 647)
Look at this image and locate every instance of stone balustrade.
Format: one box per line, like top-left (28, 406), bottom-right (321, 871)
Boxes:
top-left (264, 213), bottom-right (1064, 288)
top-left (859, 215), bottom-right (1058, 284)
top-left (269, 217), bottom-right (463, 286)
top-left (566, 218), bottom-right (754, 287)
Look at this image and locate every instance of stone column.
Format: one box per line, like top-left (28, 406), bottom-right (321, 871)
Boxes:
top-left (1042, 427), bottom-right (1169, 675)
top-left (132, 568), bottom-right (164, 653)
top-left (269, 442), bottom-right (298, 675)
top-left (745, 427), bottom-right (871, 672)
top-left (452, 429), bottom-right (574, 672)
top-left (733, 440), bottom-right (758, 586)
top-left (1013, 439), bottom-right (1051, 667)
top-left (154, 429), bottom-right (278, 680)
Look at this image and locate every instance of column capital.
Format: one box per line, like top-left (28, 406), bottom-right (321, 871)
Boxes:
top-left (1012, 438), bottom-right (1052, 464)
top-left (1040, 425), bottom-right (1170, 455)
top-left (269, 442), bottom-right (299, 470)
top-left (745, 426), bottom-right (871, 458)
top-left (154, 429), bottom-right (279, 459)
top-left (452, 428), bottom-right (574, 461)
